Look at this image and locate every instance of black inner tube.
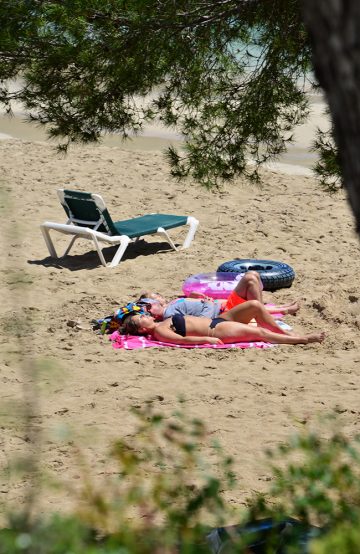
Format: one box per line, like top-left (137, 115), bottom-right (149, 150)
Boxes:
top-left (239, 264), bottom-right (274, 271)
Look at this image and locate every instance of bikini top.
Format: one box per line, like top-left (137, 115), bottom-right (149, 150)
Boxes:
top-left (170, 314), bottom-right (186, 337)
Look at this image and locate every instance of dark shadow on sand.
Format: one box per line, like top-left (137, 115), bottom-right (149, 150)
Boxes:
top-left (28, 240), bottom-right (175, 271)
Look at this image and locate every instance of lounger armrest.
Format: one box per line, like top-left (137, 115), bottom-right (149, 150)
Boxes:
top-left (182, 216), bottom-right (199, 249)
top-left (41, 222), bottom-right (127, 243)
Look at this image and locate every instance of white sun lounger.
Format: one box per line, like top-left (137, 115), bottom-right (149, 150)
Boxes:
top-left (41, 189), bottom-right (199, 268)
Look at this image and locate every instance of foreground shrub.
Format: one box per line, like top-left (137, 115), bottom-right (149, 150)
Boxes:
top-left (1, 406), bottom-right (360, 553)
top-left (72, 403), bottom-right (238, 551)
top-left (0, 403), bottom-right (240, 553)
top-left (247, 418), bottom-right (360, 553)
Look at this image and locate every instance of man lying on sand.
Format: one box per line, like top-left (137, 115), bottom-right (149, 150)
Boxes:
top-left (138, 271), bottom-right (299, 322)
top-left (122, 310), bottom-right (325, 346)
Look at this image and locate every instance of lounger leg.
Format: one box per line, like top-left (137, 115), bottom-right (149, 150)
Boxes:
top-left (109, 236), bottom-right (131, 268)
top-left (92, 235), bottom-right (108, 267)
top-left (182, 216), bottom-right (199, 249)
top-left (63, 235), bottom-right (78, 256)
top-left (157, 227), bottom-right (178, 251)
top-left (40, 225), bottom-right (58, 258)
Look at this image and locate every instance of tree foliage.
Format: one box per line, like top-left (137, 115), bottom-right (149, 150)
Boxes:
top-left (3, 0), bottom-right (360, 231)
top-left (0, 0), bottom-right (313, 187)
top-left (312, 124), bottom-right (342, 193)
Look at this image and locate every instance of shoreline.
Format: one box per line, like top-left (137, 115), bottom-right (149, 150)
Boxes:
top-left (0, 114), bottom-right (317, 177)
top-left (0, 88), bottom-right (329, 177)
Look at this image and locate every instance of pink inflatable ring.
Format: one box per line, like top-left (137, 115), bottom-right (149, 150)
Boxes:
top-left (182, 272), bottom-right (244, 300)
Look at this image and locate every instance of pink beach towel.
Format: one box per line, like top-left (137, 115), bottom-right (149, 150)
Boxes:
top-left (109, 331), bottom-right (275, 350)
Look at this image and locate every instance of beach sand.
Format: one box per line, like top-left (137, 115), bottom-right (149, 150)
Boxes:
top-left (0, 104), bottom-right (359, 519)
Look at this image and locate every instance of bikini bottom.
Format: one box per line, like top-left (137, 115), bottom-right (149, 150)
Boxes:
top-left (209, 317), bottom-right (227, 329)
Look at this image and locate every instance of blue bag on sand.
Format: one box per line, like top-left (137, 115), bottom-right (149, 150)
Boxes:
top-left (93, 302), bottom-right (148, 334)
top-left (206, 517), bottom-right (322, 554)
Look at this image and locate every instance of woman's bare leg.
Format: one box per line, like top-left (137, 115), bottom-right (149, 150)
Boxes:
top-left (215, 322), bottom-right (325, 345)
top-left (222, 300), bottom-right (293, 335)
top-left (240, 327), bottom-right (325, 345)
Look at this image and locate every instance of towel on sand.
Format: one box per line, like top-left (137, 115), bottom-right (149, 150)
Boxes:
top-left (108, 310), bottom-right (290, 350)
top-left (109, 324), bottom-right (291, 350)
top-left (109, 331), bottom-right (275, 350)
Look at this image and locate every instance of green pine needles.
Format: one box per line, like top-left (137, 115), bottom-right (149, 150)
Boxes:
top-left (0, 0), bottom-right (335, 189)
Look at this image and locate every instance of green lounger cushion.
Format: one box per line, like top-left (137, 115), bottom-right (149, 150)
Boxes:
top-left (113, 214), bottom-right (188, 238)
top-left (62, 190), bottom-right (187, 238)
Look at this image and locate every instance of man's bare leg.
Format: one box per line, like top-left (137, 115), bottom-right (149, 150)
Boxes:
top-left (234, 271), bottom-right (264, 302)
top-left (266, 301), bottom-right (300, 315)
top-left (234, 271), bottom-right (299, 315)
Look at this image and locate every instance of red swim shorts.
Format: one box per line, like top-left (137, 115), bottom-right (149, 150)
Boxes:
top-left (221, 290), bottom-right (247, 312)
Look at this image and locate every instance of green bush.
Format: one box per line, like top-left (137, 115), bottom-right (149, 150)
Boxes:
top-left (247, 417), bottom-right (360, 553)
top-left (1, 404), bottom-right (360, 553)
top-left (0, 403), bottom-right (241, 553)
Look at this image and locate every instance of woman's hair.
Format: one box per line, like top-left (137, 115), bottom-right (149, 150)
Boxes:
top-left (122, 315), bottom-right (142, 336)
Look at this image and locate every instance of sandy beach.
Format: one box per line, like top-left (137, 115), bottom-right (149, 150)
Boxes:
top-left (0, 100), bottom-right (359, 519)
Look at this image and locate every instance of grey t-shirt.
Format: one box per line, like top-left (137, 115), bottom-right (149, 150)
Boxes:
top-left (163, 298), bottom-right (222, 319)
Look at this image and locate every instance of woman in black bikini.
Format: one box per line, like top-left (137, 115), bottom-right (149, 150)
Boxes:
top-left (122, 311), bottom-right (325, 346)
